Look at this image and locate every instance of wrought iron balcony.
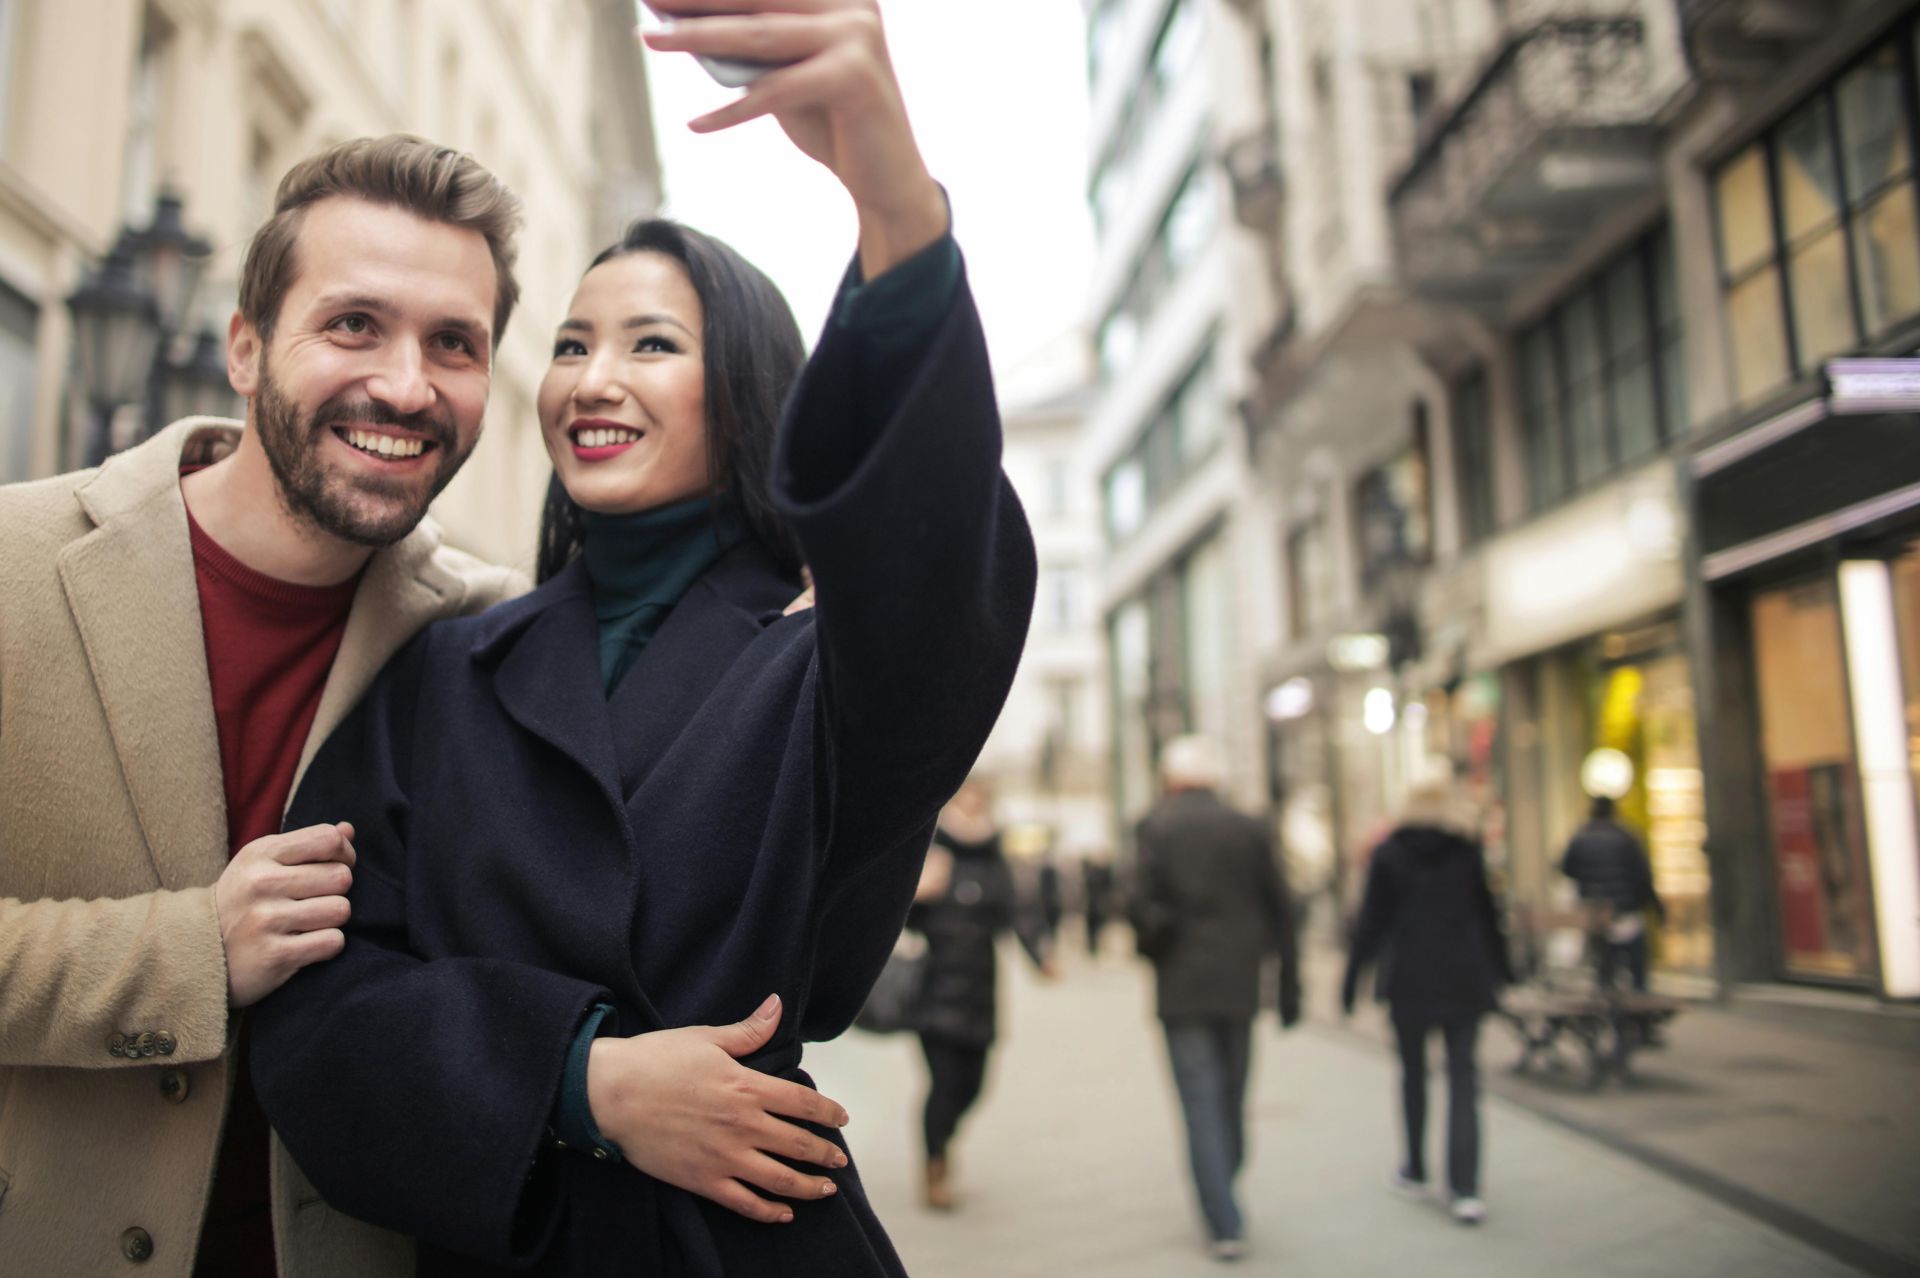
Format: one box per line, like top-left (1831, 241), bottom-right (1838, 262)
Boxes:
top-left (1388, 12), bottom-right (1667, 305)
top-left (1682, 0), bottom-right (1859, 81)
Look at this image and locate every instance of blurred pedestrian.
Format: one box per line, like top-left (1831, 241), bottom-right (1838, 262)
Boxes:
top-left (1083, 853), bottom-right (1118, 956)
top-left (909, 780), bottom-right (1054, 1211)
top-left (1341, 781), bottom-right (1512, 1226)
top-left (1560, 795), bottom-right (1665, 992)
top-left (1035, 848), bottom-right (1065, 949)
top-left (1132, 736), bottom-right (1300, 1263)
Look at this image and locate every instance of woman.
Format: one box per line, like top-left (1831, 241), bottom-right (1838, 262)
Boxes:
top-left (250, 5), bottom-right (1036, 1273)
top-left (906, 780), bottom-right (1051, 1210)
top-left (1340, 782), bottom-right (1512, 1227)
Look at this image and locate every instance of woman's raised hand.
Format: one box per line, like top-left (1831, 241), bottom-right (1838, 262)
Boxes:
top-left (641, 1), bottom-right (950, 279)
top-left (585, 993), bottom-right (853, 1222)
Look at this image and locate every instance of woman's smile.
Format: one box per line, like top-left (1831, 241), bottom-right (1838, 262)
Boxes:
top-left (568, 417), bottom-right (646, 462)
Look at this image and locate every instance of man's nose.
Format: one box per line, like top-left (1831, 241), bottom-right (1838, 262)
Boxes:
top-left (366, 340), bottom-right (436, 416)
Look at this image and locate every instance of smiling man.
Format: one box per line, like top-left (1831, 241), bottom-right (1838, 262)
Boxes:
top-left (0, 137), bottom-right (524, 1278)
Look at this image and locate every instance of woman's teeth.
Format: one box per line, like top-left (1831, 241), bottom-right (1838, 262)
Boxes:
top-left (576, 427), bottom-right (641, 448)
top-left (344, 429), bottom-right (426, 458)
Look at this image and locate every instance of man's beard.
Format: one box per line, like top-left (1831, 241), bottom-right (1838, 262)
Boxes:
top-left (253, 359), bottom-right (473, 547)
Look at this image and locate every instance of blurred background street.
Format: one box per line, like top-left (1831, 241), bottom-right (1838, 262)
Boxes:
top-left (811, 934), bottom-right (1915, 1277)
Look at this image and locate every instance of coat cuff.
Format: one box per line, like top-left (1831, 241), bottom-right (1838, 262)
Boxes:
top-left (544, 1002), bottom-right (621, 1161)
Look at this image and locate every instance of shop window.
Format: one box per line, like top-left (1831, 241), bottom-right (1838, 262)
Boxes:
top-left (1285, 515), bottom-right (1334, 641)
top-left (1712, 21), bottom-right (1920, 402)
top-left (1353, 409), bottom-right (1433, 592)
top-left (1751, 578), bottom-right (1878, 982)
top-left (0, 277), bottom-right (36, 482)
top-left (1894, 547), bottom-right (1920, 821)
top-left (1451, 367), bottom-right (1496, 546)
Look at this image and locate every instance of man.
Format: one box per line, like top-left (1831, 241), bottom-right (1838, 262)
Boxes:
top-left (0, 136), bottom-right (528, 1278)
top-left (1131, 735), bottom-right (1300, 1264)
top-left (1560, 795), bottom-right (1664, 992)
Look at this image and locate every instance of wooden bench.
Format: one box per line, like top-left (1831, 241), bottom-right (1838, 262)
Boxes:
top-left (1498, 906), bottom-right (1683, 1089)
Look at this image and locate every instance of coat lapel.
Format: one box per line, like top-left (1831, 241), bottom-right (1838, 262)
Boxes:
top-left (57, 420), bottom-right (237, 889)
top-left (605, 541), bottom-right (800, 798)
top-left (473, 560), bottom-right (626, 810)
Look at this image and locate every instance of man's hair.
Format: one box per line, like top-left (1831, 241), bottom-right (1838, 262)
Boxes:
top-left (1591, 794), bottom-right (1617, 821)
top-left (237, 134), bottom-right (523, 346)
top-left (1161, 735), bottom-right (1226, 791)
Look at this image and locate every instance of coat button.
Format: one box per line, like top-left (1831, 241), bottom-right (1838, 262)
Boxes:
top-left (159, 1070), bottom-right (190, 1104)
top-left (107, 1033), bottom-right (126, 1058)
top-left (121, 1227), bottom-right (154, 1262)
top-left (155, 1031), bottom-right (176, 1056)
top-left (135, 1032), bottom-right (156, 1058)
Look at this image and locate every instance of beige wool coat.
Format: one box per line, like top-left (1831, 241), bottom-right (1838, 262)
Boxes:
top-left (0, 419), bottom-right (522, 1277)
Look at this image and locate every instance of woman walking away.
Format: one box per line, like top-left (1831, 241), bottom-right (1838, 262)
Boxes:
top-left (1341, 781), bottom-right (1512, 1227)
top-left (909, 779), bottom-right (1053, 1211)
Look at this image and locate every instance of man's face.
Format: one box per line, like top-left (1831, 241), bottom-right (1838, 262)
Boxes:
top-left (229, 197), bottom-right (497, 546)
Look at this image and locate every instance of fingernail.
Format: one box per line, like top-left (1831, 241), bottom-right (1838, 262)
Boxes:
top-left (755, 993), bottom-right (780, 1022)
top-left (836, 1109), bottom-right (851, 1127)
top-left (821, 1181), bottom-right (838, 1197)
top-left (779, 1211), bottom-right (794, 1224)
top-left (834, 1151), bottom-right (849, 1168)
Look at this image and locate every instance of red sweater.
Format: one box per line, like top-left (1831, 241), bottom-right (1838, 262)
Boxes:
top-left (184, 501), bottom-right (362, 1275)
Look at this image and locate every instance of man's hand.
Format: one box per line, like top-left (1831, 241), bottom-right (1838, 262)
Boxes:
top-left (586, 993), bottom-right (851, 1223)
top-left (641, 1), bottom-right (950, 278)
top-left (214, 822), bottom-right (356, 1008)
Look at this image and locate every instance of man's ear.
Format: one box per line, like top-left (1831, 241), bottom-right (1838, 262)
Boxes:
top-left (227, 311), bottom-right (260, 400)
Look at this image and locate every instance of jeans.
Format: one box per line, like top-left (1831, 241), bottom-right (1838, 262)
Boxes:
top-left (1163, 1017), bottom-right (1253, 1242)
top-left (1391, 1015), bottom-right (1481, 1198)
top-left (1597, 932), bottom-right (1649, 992)
top-left (919, 1034), bottom-right (991, 1160)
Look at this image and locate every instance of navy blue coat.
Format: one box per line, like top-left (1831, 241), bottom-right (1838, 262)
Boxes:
top-left (251, 271), bottom-right (1035, 1276)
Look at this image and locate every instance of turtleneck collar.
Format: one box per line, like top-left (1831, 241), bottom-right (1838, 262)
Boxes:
top-left (579, 494), bottom-right (750, 691)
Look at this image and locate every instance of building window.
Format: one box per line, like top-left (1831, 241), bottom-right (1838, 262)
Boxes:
top-left (1353, 407), bottom-right (1433, 591)
top-left (122, 9), bottom-right (177, 224)
top-left (1097, 162), bottom-right (1217, 381)
top-left (1088, 0), bottom-right (1204, 233)
top-left (0, 0), bottom-right (21, 152)
top-left (1286, 515), bottom-right (1334, 641)
top-left (0, 276), bottom-right (36, 482)
top-left (1451, 366), bottom-right (1496, 546)
top-left (1099, 343), bottom-right (1221, 544)
top-left (1713, 22), bottom-right (1920, 403)
top-left (1515, 227), bottom-right (1684, 511)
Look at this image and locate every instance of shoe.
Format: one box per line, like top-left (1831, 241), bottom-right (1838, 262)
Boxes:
top-left (1388, 1169), bottom-right (1427, 1198)
top-left (922, 1155), bottom-right (955, 1211)
top-left (1208, 1239), bottom-right (1247, 1262)
top-left (1450, 1196), bottom-right (1487, 1225)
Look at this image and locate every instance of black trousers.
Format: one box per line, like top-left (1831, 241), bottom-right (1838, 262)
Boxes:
top-left (919, 1033), bottom-right (991, 1160)
top-left (1391, 1014), bottom-right (1481, 1197)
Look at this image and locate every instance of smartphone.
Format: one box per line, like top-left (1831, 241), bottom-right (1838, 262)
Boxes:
top-left (695, 54), bottom-right (776, 88)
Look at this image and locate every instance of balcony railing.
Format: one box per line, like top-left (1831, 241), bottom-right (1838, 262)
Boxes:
top-left (1388, 13), bottom-right (1666, 303)
top-left (1682, 0), bottom-right (1857, 81)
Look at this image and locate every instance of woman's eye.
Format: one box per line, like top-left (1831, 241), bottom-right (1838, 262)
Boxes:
top-left (552, 338), bottom-right (586, 358)
top-left (634, 335), bottom-right (679, 355)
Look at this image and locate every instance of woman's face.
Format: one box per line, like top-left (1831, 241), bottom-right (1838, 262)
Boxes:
top-left (538, 251), bottom-right (710, 515)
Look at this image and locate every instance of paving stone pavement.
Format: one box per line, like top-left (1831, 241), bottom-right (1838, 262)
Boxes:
top-left (806, 942), bottom-right (1872, 1278)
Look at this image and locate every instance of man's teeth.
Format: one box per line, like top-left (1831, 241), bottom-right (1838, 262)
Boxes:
top-left (577, 427), bottom-right (641, 448)
top-left (344, 429), bottom-right (426, 458)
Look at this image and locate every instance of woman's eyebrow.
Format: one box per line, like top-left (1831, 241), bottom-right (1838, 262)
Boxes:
top-left (622, 313), bottom-right (696, 337)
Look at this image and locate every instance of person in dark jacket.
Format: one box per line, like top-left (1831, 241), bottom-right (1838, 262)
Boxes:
top-left (907, 779), bottom-right (1053, 1210)
top-left (1083, 854), bottom-right (1118, 956)
top-left (1560, 795), bottom-right (1665, 991)
top-left (1132, 735), bottom-right (1300, 1263)
top-left (1342, 784), bottom-right (1513, 1227)
top-left (249, 9), bottom-right (1037, 1274)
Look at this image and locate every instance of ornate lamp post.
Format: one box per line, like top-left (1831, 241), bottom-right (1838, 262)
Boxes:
top-left (67, 189), bottom-right (225, 465)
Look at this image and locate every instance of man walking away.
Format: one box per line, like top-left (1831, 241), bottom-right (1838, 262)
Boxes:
top-left (1132, 735), bottom-right (1300, 1263)
top-left (1560, 795), bottom-right (1664, 992)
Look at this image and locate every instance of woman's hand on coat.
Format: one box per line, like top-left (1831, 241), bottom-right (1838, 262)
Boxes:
top-left (214, 821), bottom-right (356, 1008)
top-left (585, 993), bottom-right (852, 1222)
top-left (641, 1), bottom-right (950, 279)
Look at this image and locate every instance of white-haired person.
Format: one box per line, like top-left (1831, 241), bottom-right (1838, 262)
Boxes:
top-left (1131, 735), bottom-right (1300, 1263)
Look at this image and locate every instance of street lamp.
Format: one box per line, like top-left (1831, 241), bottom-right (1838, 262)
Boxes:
top-left (66, 189), bottom-right (223, 466)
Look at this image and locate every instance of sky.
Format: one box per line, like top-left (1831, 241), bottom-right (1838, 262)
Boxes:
top-left (639, 2), bottom-right (1097, 407)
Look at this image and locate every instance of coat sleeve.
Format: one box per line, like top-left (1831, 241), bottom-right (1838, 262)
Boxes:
top-left (0, 887), bottom-right (229, 1068)
top-left (1128, 818), bottom-right (1178, 962)
top-left (1473, 846), bottom-right (1516, 988)
top-left (1341, 846), bottom-right (1398, 1012)
top-left (249, 633), bottom-right (611, 1268)
top-left (772, 252), bottom-right (1037, 879)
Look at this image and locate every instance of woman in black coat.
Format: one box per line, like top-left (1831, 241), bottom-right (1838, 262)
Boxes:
top-left (249, 9), bottom-right (1035, 1275)
top-left (1341, 785), bottom-right (1513, 1227)
top-left (905, 781), bottom-right (1051, 1209)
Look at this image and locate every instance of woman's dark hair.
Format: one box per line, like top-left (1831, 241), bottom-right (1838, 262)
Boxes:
top-left (535, 219), bottom-right (807, 582)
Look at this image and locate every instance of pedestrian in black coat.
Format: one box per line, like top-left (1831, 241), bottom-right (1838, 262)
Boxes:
top-left (1560, 795), bottom-right (1665, 991)
top-left (905, 782), bottom-right (1052, 1209)
top-left (249, 12), bottom-right (1037, 1274)
top-left (1342, 784), bottom-right (1513, 1226)
top-left (1131, 736), bottom-right (1300, 1262)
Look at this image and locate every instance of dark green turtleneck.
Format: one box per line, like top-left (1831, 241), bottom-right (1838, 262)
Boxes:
top-left (581, 497), bottom-right (749, 693)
